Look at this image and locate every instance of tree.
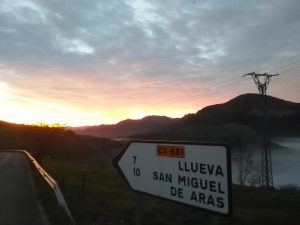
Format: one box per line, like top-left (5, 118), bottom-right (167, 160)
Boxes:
top-left (31, 123), bottom-right (66, 163)
top-left (247, 171), bottom-right (261, 187)
top-left (233, 148), bottom-right (254, 185)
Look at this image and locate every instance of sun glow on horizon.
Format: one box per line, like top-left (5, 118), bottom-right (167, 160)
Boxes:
top-left (0, 80), bottom-right (227, 126)
top-left (0, 95), bottom-right (204, 126)
top-left (0, 87), bottom-right (227, 126)
top-left (0, 104), bottom-right (120, 127)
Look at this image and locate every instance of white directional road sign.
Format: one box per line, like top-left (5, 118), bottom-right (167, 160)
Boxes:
top-left (114, 141), bottom-right (232, 215)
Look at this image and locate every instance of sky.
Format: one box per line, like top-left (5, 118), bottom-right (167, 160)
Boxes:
top-left (1, 0), bottom-right (300, 126)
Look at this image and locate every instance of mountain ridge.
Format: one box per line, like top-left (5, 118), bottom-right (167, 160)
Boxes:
top-left (73, 115), bottom-right (176, 138)
top-left (130, 94), bottom-right (300, 151)
top-left (73, 93), bottom-right (300, 141)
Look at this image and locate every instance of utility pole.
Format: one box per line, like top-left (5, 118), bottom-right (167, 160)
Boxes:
top-left (243, 72), bottom-right (278, 188)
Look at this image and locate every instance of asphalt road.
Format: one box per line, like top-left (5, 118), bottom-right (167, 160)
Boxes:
top-left (0, 152), bottom-right (49, 225)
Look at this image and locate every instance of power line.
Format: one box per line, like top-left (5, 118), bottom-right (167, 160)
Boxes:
top-left (277, 63), bottom-right (300, 74)
top-left (268, 59), bottom-right (300, 73)
top-left (153, 54), bottom-right (300, 105)
top-left (125, 52), bottom-right (300, 111)
top-left (257, 54), bottom-right (300, 73)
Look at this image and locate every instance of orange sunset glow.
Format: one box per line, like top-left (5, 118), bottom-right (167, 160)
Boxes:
top-left (1, 74), bottom-right (230, 126)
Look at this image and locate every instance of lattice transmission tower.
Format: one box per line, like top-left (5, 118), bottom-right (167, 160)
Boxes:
top-left (243, 72), bottom-right (279, 187)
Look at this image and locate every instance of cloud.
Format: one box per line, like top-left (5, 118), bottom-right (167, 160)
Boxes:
top-left (55, 36), bottom-right (94, 55)
top-left (0, 0), bottom-right (300, 124)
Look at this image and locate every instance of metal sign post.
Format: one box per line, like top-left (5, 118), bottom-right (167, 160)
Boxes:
top-left (134, 193), bottom-right (143, 225)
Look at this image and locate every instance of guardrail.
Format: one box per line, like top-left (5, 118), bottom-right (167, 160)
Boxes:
top-left (1, 150), bottom-right (75, 224)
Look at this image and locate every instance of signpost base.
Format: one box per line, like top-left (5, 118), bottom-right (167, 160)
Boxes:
top-left (211, 214), bottom-right (221, 225)
top-left (134, 193), bottom-right (143, 225)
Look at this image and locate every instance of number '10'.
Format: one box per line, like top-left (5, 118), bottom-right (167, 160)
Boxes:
top-left (133, 167), bottom-right (141, 176)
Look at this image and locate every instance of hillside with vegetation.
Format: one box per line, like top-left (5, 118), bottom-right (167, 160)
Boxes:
top-left (0, 121), bottom-right (126, 167)
top-left (130, 94), bottom-right (300, 150)
top-left (69, 94), bottom-right (300, 153)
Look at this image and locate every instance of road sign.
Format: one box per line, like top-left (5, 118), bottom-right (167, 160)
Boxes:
top-left (114, 141), bottom-right (232, 215)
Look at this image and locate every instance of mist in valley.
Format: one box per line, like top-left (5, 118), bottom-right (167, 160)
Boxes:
top-left (232, 138), bottom-right (300, 187)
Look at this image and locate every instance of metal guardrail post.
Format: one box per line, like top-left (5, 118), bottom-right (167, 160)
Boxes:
top-left (19, 150), bottom-right (75, 224)
top-left (0, 150), bottom-right (75, 225)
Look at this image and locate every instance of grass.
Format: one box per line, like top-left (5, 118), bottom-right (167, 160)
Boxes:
top-left (30, 163), bottom-right (73, 225)
top-left (232, 186), bottom-right (300, 225)
top-left (40, 159), bottom-right (300, 225)
top-left (42, 160), bottom-right (133, 225)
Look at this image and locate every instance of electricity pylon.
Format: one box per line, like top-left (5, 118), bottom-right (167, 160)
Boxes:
top-left (243, 72), bottom-right (278, 187)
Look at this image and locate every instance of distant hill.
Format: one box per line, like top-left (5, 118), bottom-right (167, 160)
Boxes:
top-left (175, 93), bottom-right (300, 134)
top-left (0, 121), bottom-right (126, 167)
top-left (73, 94), bottom-right (300, 144)
top-left (129, 94), bottom-right (300, 149)
top-left (72, 116), bottom-right (175, 138)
